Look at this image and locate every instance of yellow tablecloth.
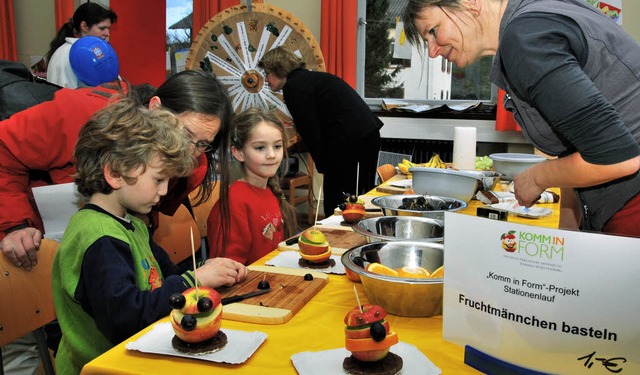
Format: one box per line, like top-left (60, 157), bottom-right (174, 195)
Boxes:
top-left (81, 177), bottom-right (560, 374)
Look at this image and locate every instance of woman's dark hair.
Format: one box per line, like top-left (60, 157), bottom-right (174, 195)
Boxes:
top-left (153, 70), bottom-right (234, 240)
top-left (45, 2), bottom-right (118, 63)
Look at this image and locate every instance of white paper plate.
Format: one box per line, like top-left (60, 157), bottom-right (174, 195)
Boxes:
top-left (266, 251), bottom-right (345, 274)
top-left (389, 179), bottom-right (412, 189)
top-left (488, 202), bottom-right (552, 219)
top-left (291, 341), bottom-right (441, 375)
top-left (125, 322), bottom-right (267, 364)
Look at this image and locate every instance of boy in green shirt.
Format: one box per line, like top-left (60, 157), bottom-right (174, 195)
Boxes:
top-left (52, 99), bottom-right (247, 374)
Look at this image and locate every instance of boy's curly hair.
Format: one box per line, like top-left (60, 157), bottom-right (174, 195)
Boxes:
top-left (258, 46), bottom-right (306, 78)
top-left (74, 98), bottom-right (196, 198)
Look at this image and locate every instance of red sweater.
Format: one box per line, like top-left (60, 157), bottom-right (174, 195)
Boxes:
top-left (0, 85), bottom-right (207, 239)
top-left (207, 180), bottom-right (284, 265)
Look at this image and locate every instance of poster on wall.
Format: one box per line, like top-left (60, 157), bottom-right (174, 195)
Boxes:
top-left (585, 0), bottom-right (623, 25)
top-left (442, 212), bottom-right (640, 374)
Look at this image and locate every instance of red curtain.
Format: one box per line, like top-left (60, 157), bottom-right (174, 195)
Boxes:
top-left (495, 88), bottom-right (521, 131)
top-left (109, 0), bottom-right (167, 86)
top-left (54, 0), bottom-right (75, 31)
top-left (192, 0), bottom-right (239, 38)
top-left (0, 0), bottom-right (17, 61)
top-left (320, 0), bottom-right (357, 88)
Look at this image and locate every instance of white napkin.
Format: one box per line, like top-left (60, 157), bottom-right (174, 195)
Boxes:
top-left (266, 251), bottom-right (346, 274)
top-left (291, 341), bottom-right (441, 375)
top-left (125, 322), bottom-right (267, 364)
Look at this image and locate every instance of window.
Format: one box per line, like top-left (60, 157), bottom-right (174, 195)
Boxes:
top-left (356, 0), bottom-right (496, 104)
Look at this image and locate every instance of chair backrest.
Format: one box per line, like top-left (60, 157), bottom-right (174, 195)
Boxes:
top-left (189, 183), bottom-right (220, 239)
top-left (375, 151), bottom-right (412, 184)
top-left (0, 239), bottom-right (59, 347)
top-left (376, 163), bottom-right (397, 183)
top-left (153, 204), bottom-right (201, 265)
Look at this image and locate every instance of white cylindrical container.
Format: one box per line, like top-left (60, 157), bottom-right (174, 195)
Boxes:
top-left (452, 127), bottom-right (477, 170)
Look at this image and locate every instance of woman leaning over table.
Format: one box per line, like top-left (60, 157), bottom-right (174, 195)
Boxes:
top-left (403, 0), bottom-right (640, 237)
top-left (0, 70), bottom-right (235, 272)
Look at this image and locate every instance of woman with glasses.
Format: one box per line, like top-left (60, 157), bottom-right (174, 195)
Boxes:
top-left (0, 70), bottom-right (234, 273)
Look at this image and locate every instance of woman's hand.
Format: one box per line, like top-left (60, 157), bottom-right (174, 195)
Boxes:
top-left (0, 227), bottom-right (42, 271)
top-left (194, 257), bottom-right (248, 288)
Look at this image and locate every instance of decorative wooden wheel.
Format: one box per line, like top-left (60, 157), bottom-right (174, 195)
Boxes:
top-left (186, 3), bottom-right (325, 141)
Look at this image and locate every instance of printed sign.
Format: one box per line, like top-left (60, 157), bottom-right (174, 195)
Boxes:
top-left (443, 212), bottom-right (639, 374)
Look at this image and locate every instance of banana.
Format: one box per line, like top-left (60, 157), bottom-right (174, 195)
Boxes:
top-left (397, 163), bottom-right (409, 174)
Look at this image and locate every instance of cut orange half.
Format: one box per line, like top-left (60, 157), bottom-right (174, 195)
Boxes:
top-left (366, 263), bottom-right (398, 277)
top-left (429, 266), bottom-right (444, 278)
top-left (396, 266), bottom-right (431, 278)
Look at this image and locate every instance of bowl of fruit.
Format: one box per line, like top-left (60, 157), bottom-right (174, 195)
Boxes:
top-left (371, 194), bottom-right (467, 221)
top-left (352, 216), bottom-right (444, 243)
top-left (341, 241), bottom-right (444, 317)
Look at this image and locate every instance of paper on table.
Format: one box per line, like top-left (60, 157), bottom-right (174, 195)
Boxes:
top-left (31, 182), bottom-right (83, 241)
top-left (488, 202), bottom-right (552, 219)
top-left (125, 322), bottom-right (267, 364)
top-left (266, 251), bottom-right (345, 274)
top-left (291, 342), bottom-right (441, 375)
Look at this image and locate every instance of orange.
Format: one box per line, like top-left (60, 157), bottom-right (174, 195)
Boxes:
top-left (366, 263), bottom-right (398, 277)
top-left (396, 266), bottom-right (431, 278)
top-left (429, 266), bottom-right (444, 278)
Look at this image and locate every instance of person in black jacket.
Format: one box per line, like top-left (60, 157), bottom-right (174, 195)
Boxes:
top-left (259, 47), bottom-right (383, 217)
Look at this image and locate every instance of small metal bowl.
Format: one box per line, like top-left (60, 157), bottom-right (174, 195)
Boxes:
top-left (352, 216), bottom-right (444, 243)
top-left (371, 194), bottom-right (467, 221)
top-left (341, 241), bottom-right (444, 317)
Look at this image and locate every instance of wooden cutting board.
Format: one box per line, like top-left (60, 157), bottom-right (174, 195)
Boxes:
top-left (277, 227), bottom-right (368, 254)
top-left (217, 266), bottom-right (328, 325)
top-left (375, 185), bottom-right (411, 195)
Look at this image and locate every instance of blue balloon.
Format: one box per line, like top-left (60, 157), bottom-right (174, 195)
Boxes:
top-left (69, 36), bottom-right (119, 86)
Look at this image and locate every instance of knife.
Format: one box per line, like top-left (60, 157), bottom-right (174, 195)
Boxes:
top-left (221, 288), bottom-right (270, 305)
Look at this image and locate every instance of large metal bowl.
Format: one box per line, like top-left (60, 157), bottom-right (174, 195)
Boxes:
top-left (409, 167), bottom-right (478, 202)
top-left (352, 216), bottom-right (444, 243)
top-left (341, 241), bottom-right (444, 317)
top-left (371, 194), bottom-right (467, 221)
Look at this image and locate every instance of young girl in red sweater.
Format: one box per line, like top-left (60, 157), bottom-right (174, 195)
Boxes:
top-left (207, 108), bottom-right (298, 264)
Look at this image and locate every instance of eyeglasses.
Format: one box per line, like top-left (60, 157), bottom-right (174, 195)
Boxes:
top-left (191, 140), bottom-right (213, 153)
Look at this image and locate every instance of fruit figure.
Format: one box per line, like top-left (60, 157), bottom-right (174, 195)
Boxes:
top-left (340, 194), bottom-right (366, 223)
top-left (170, 287), bottom-right (223, 343)
top-left (344, 304), bottom-right (398, 362)
top-left (298, 228), bottom-right (331, 263)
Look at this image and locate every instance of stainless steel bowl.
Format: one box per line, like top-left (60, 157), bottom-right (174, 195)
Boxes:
top-left (352, 216), bottom-right (444, 243)
top-left (371, 194), bottom-right (467, 221)
top-left (341, 241), bottom-right (444, 317)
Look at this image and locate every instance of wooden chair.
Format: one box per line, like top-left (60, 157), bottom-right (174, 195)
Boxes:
top-left (280, 154), bottom-right (314, 225)
top-left (153, 204), bottom-right (202, 265)
top-left (376, 163), bottom-right (398, 183)
top-left (0, 238), bottom-right (59, 375)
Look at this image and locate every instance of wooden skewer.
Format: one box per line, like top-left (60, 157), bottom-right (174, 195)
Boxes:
top-left (353, 285), bottom-right (363, 313)
top-left (313, 188), bottom-right (322, 231)
top-left (190, 227), bottom-right (199, 299)
top-left (355, 162), bottom-right (360, 196)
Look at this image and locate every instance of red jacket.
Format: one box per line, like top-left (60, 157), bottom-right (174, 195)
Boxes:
top-left (0, 84), bottom-right (207, 239)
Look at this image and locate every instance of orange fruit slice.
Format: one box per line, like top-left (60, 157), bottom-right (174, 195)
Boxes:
top-left (366, 263), bottom-right (398, 277)
top-left (429, 266), bottom-right (444, 278)
top-left (396, 266), bottom-right (431, 278)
